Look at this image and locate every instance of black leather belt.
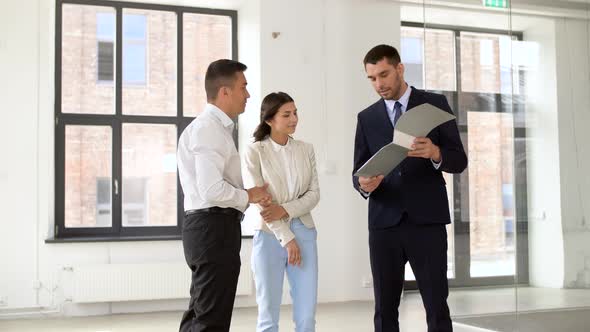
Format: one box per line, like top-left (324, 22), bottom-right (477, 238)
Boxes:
top-left (185, 207), bottom-right (243, 220)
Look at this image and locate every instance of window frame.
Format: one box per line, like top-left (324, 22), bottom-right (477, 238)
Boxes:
top-left (401, 21), bottom-right (529, 289)
top-left (54, 0), bottom-right (238, 240)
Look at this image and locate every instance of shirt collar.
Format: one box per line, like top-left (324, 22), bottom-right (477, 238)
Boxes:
top-left (268, 136), bottom-right (291, 152)
top-left (204, 103), bottom-right (235, 129)
top-left (384, 83), bottom-right (412, 112)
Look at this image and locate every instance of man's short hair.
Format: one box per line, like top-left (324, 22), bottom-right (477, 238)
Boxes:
top-left (363, 44), bottom-right (401, 67)
top-left (205, 59), bottom-right (248, 101)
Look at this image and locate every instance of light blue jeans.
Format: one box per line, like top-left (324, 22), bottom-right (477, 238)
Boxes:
top-left (251, 218), bottom-right (318, 332)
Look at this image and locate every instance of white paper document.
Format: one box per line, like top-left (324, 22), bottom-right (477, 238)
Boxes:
top-left (354, 103), bottom-right (456, 178)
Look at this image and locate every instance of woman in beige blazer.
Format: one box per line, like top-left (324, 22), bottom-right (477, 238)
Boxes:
top-left (243, 92), bottom-right (320, 332)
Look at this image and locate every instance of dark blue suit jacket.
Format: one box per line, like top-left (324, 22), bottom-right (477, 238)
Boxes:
top-left (353, 87), bottom-right (467, 230)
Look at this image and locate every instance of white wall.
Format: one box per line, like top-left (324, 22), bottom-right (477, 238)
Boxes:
top-left (0, 0), bottom-right (401, 317)
top-left (237, 0), bottom-right (261, 155)
top-left (0, 0), bottom-right (42, 310)
top-left (554, 17), bottom-right (590, 289)
top-left (521, 19), bottom-right (565, 288)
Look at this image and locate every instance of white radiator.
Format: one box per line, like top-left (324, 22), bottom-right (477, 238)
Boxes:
top-left (72, 262), bottom-right (253, 303)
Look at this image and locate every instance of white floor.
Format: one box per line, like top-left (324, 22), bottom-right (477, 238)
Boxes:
top-left (0, 302), bottom-right (487, 332)
top-left (1, 287), bottom-right (589, 332)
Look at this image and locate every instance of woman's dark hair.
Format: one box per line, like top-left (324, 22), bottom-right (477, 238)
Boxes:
top-left (253, 92), bottom-right (294, 142)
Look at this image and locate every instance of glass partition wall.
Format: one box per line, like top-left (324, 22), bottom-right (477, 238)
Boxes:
top-left (399, 1), bottom-right (590, 331)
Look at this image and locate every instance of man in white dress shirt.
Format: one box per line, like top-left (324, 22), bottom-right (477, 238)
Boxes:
top-left (177, 59), bottom-right (270, 332)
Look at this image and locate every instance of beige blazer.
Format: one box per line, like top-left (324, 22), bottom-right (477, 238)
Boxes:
top-left (243, 138), bottom-right (320, 246)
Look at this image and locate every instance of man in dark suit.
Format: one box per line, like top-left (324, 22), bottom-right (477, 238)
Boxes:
top-left (353, 44), bottom-right (467, 332)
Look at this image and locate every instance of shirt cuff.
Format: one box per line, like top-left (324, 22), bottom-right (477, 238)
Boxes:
top-left (273, 222), bottom-right (296, 247)
top-left (431, 157), bottom-right (442, 170)
top-left (360, 188), bottom-right (371, 198)
top-left (238, 189), bottom-right (249, 212)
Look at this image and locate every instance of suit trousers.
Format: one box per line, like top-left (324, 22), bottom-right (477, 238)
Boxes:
top-left (179, 208), bottom-right (243, 332)
top-left (369, 218), bottom-right (452, 332)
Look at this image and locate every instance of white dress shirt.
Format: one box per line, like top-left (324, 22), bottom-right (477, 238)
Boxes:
top-left (383, 83), bottom-right (412, 126)
top-left (177, 103), bottom-right (249, 212)
top-left (269, 137), bottom-right (299, 197)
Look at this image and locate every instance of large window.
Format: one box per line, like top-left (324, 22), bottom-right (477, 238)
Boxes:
top-left (55, 0), bottom-right (236, 239)
top-left (401, 23), bottom-right (529, 287)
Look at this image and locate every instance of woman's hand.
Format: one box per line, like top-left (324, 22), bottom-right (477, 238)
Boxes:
top-left (285, 239), bottom-right (301, 266)
top-left (260, 203), bottom-right (289, 223)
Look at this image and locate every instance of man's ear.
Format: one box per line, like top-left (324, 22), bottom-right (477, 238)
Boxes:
top-left (220, 86), bottom-right (229, 97)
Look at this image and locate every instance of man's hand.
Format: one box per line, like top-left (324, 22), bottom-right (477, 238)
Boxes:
top-left (247, 184), bottom-right (271, 203)
top-left (359, 175), bottom-right (385, 193)
top-left (407, 137), bottom-right (441, 162)
top-left (260, 203), bottom-right (288, 223)
top-left (285, 239), bottom-right (301, 266)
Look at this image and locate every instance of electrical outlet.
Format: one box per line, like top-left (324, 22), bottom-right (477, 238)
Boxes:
top-left (33, 280), bottom-right (42, 290)
top-left (320, 160), bottom-right (337, 175)
top-left (361, 276), bottom-right (373, 288)
top-left (0, 296), bottom-right (8, 307)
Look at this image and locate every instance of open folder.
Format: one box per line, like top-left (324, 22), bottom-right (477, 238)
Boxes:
top-left (353, 103), bottom-right (456, 177)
